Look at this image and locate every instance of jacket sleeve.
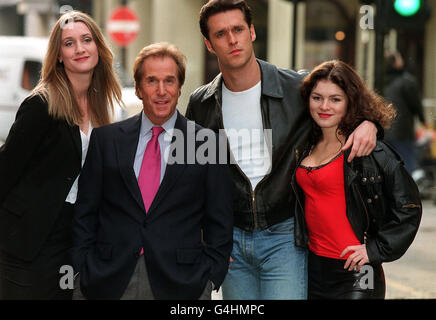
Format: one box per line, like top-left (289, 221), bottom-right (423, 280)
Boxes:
top-left (0, 95), bottom-right (51, 204)
top-left (354, 119), bottom-right (384, 141)
top-left (201, 136), bottom-right (234, 289)
top-left (366, 160), bottom-right (422, 264)
top-left (70, 128), bottom-right (103, 273)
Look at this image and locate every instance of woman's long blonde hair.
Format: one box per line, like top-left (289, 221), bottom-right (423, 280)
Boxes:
top-left (32, 10), bottom-right (123, 127)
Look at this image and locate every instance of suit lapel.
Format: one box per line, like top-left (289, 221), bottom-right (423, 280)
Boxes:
top-left (116, 113), bottom-right (146, 213)
top-left (67, 124), bottom-right (82, 163)
top-left (147, 113), bottom-right (188, 214)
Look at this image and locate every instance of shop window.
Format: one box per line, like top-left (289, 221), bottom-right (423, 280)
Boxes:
top-left (304, 0), bottom-right (355, 69)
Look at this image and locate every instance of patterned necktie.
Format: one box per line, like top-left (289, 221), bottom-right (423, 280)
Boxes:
top-left (138, 126), bottom-right (165, 212)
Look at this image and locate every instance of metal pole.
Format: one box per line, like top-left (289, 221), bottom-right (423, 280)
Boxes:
top-left (374, 0), bottom-right (386, 95)
top-left (291, 0), bottom-right (298, 70)
top-left (121, 0), bottom-right (127, 75)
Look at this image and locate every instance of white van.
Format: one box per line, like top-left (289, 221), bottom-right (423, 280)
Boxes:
top-left (0, 36), bottom-right (48, 142)
top-left (0, 36), bottom-right (138, 144)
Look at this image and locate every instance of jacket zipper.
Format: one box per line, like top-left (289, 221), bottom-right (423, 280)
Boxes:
top-left (215, 93), bottom-right (261, 230)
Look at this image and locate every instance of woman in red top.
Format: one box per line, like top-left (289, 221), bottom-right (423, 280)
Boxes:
top-left (294, 60), bottom-right (421, 299)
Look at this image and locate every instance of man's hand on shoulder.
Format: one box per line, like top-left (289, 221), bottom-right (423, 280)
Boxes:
top-left (341, 120), bottom-right (377, 162)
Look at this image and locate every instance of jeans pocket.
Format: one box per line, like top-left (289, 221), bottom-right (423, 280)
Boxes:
top-left (265, 218), bottom-right (294, 235)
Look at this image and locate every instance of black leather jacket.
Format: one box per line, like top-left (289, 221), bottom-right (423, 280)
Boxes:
top-left (186, 59), bottom-right (311, 232)
top-left (291, 141), bottom-right (422, 264)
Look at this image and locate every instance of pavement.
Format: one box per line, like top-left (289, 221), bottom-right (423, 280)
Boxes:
top-left (384, 199), bottom-right (436, 299)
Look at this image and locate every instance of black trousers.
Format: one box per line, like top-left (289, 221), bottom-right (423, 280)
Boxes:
top-left (0, 203), bottom-right (74, 300)
top-left (308, 251), bottom-right (386, 300)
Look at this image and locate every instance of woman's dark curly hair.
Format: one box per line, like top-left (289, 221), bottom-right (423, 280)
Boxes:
top-left (300, 60), bottom-right (396, 145)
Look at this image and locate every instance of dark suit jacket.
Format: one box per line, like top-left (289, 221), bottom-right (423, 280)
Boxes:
top-left (71, 111), bottom-right (233, 300)
top-left (0, 95), bottom-right (81, 261)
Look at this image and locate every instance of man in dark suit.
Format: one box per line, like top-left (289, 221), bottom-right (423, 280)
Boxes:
top-left (71, 42), bottom-right (233, 300)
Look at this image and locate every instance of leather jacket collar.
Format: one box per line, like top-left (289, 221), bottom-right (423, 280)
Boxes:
top-left (201, 59), bottom-right (284, 103)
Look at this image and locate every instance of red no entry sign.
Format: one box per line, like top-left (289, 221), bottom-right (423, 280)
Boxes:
top-left (107, 6), bottom-right (140, 47)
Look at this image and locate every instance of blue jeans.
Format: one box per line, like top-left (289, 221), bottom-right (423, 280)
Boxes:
top-left (222, 217), bottom-right (308, 300)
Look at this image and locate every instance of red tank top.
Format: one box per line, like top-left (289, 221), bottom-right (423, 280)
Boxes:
top-left (296, 153), bottom-right (361, 259)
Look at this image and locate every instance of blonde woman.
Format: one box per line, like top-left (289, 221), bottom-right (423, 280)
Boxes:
top-left (0, 11), bottom-right (122, 299)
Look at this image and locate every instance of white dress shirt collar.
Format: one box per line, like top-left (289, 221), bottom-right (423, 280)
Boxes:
top-left (140, 110), bottom-right (178, 138)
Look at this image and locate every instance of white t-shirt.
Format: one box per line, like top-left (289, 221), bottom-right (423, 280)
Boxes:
top-left (222, 81), bottom-right (271, 190)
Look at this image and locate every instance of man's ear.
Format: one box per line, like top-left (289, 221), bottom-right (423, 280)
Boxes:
top-left (250, 24), bottom-right (256, 42)
top-left (135, 88), bottom-right (142, 100)
top-left (204, 38), bottom-right (216, 55)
